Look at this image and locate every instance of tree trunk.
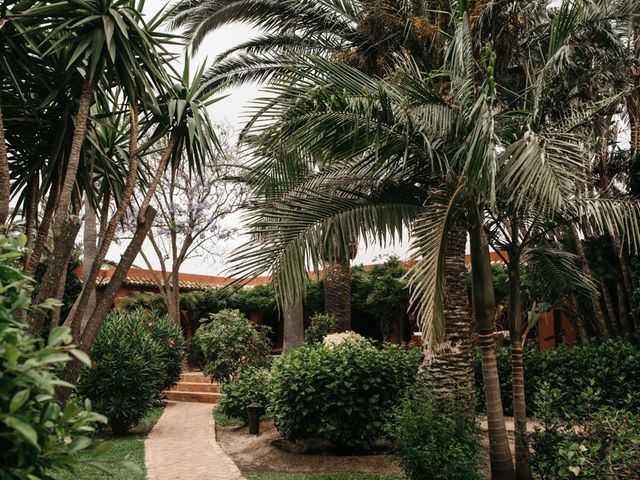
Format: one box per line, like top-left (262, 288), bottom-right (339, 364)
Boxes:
top-left (570, 227), bottom-right (609, 339)
top-left (23, 178), bottom-right (38, 270)
top-left (29, 217), bottom-right (81, 335)
top-left (53, 76), bottom-right (94, 236)
top-left (136, 133), bottom-right (177, 225)
top-left (283, 296), bottom-right (305, 352)
top-left (611, 233), bottom-right (640, 334)
top-left (65, 103), bottom-right (139, 335)
top-left (0, 98), bottom-right (10, 225)
top-left (323, 258), bottom-right (352, 331)
top-left (508, 258), bottom-right (533, 480)
top-left (469, 205), bottom-right (515, 480)
top-left (600, 273), bottom-right (620, 337)
top-left (170, 261), bottom-right (181, 324)
top-left (616, 281), bottom-right (631, 337)
top-left (49, 261), bottom-right (70, 332)
top-left (25, 180), bottom-right (58, 276)
top-left (57, 206), bottom-right (157, 403)
top-left (82, 200), bottom-right (97, 331)
top-left (424, 222), bottom-right (474, 406)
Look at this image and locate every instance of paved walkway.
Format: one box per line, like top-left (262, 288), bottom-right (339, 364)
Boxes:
top-left (145, 401), bottom-right (245, 480)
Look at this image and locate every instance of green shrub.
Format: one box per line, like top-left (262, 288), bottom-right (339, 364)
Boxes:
top-left (304, 313), bottom-right (337, 343)
top-left (389, 384), bottom-right (482, 480)
top-left (0, 235), bottom-right (105, 478)
top-left (119, 292), bottom-right (167, 316)
top-left (146, 314), bottom-right (186, 395)
top-left (473, 340), bottom-right (640, 418)
top-left (218, 366), bottom-right (271, 422)
top-left (194, 309), bottom-right (272, 383)
top-left (530, 383), bottom-right (640, 479)
top-left (77, 310), bottom-right (165, 436)
top-left (186, 337), bottom-right (204, 369)
top-left (269, 341), bottom-right (420, 451)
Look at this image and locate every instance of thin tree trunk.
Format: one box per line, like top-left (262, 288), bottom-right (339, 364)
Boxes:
top-left (283, 296), bottom-right (304, 352)
top-left (600, 273), bottom-right (620, 337)
top-left (136, 133), bottom-right (177, 225)
top-left (569, 293), bottom-right (590, 344)
top-left (58, 206), bottom-right (157, 403)
top-left (570, 226), bottom-right (609, 339)
top-left (29, 217), bottom-right (81, 335)
top-left (0, 98), bottom-right (10, 225)
top-left (324, 258), bottom-right (352, 331)
top-left (49, 261), bottom-right (70, 332)
top-left (65, 103), bottom-right (139, 335)
top-left (424, 222), bottom-right (474, 406)
top-left (616, 281), bottom-right (631, 337)
top-left (611, 233), bottom-right (640, 334)
top-left (82, 199), bottom-right (97, 331)
top-left (469, 205), bottom-right (515, 480)
top-left (508, 256), bottom-right (533, 480)
top-left (26, 180), bottom-right (58, 276)
top-left (23, 178), bottom-right (38, 270)
top-left (171, 260), bottom-right (181, 324)
top-left (53, 76), bottom-right (93, 236)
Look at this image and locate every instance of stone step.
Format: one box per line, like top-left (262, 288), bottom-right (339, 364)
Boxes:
top-left (163, 390), bottom-right (221, 404)
top-left (179, 372), bottom-right (210, 384)
top-left (170, 381), bottom-right (220, 393)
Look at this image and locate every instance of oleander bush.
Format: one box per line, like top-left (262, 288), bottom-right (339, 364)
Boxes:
top-left (269, 339), bottom-right (420, 451)
top-left (473, 340), bottom-right (640, 418)
top-left (0, 235), bottom-right (105, 478)
top-left (530, 383), bottom-right (640, 479)
top-left (77, 310), bottom-right (165, 436)
top-left (389, 383), bottom-right (482, 480)
top-left (146, 314), bottom-right (186, 395)
top-left (194, 309), bottom-right (272, 383)
top-left (304, 313), bottom-right (337, 343)
top-left (217, 366), bottom-right (271, 422)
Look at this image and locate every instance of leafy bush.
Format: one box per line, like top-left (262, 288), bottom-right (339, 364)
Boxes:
top-left (217, 367), bottom-right (271, 422)
top-left (186, 338), bottom-right (204, 369)
top-left (304, 313), bottom-right (337, 343)
top-left (194, 309), bottom-right (272, 383)
top-left (530, 383), bottom-right (640, 479)
top-left (0, 235), bottom-right (105, 478)
top-left (473, 340), bottom-right (640, 418)
top-left (120, 292), bottom-right (167, 316)
top-left (146, 314), bottom-right (186, 395)
top-left (269, 341), bottom-right (420, 451)
top-left (77, 310), bottom-right (165, 436)
top-left (389, 383), bottom-right (482, 480)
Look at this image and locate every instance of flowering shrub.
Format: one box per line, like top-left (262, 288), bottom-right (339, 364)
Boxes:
top-left (146, 314), bottom-right (186, 396)
top-left (322, 330), bottom-right (367, 347)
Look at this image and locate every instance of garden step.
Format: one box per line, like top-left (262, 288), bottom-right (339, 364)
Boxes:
top-left (163, 390), bottom-right (221, 404)
top-left (179, 372), bottom-right (210, 383)
top-left (170, 381), bottom-right (220, 393)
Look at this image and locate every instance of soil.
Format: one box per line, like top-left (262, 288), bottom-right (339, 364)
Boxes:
top-left (215, 420), bottom-right (403, 474)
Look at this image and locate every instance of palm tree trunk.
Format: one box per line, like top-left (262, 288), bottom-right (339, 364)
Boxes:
top-left (283, 295), bottom-right (304, 352)
top-left (136, 133), bottom-right (177, 225)
top-left (570, 226), bottom-right (609, 339)
top-left (65, 103), bottom-right (139, 335)
top-left (616, 281), bottom-right (631, 337)
top-left (53, 76), bottom-right (94, 236)
top-left (49, 261), bottom-right (70, 332)
top-left (324, 258), bottom-right (352, 331)
top-left (26, 180), bottom-right (58, 276)
top-left (611, 233), bottom-right (640, 334)
top-left (58, 206), bottom-right (157, 403)
top-left (81, 199), bottom-right (97, 331)
top-left (469, 205), bottom-right (515, 480)
top-left (23, 178), bottom-right (38, 270)
top-left (424, 222), bottom-right (474, 406)
top-left (508, 257), bottom-right (532, 480)
top-left (600, 273), bottom-right (620, 337)
top-left (0, 99), bottom-right (11, 225)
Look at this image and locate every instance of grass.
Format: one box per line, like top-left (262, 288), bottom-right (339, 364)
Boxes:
top-left (51, 407), bottom-right (164, 480)
top-left (213, 407), bottom-right (245, 427)
top-left (244, 474), bottom-right (405, 480)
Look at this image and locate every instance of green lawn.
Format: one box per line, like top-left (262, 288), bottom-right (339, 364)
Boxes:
top-left (244, 474), bottom-right (405, 480)
top-left (51, 407), bottom-right (164, 480)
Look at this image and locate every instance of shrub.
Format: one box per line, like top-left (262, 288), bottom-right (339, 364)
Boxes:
top-left (473, 340), bottom-right (640, 418)
top-left (77, 310), bottom-right (165, 436)
top-left (390, 384), bottom-right (482, 480)
top-left (146, 314), bottom-right (186, 395)
top-left (304, 313), bottom-right (337, 343)
top-left (269, 341), bottom-right (420, 451)
top-left (530, 383), bottom-right (640, 478)
top-left (194, 309), bottom-right (272, 383)
top-left (186, 338), bottom-right (204, 369)
top-left (217, 367), bottom-right (271, 422)
top-left (323, 330), bottom-right (366, 346)
top-left (0, 235), bottom-right (105, 478)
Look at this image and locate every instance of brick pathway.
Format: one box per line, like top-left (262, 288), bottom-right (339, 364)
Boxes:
top-left (145, 401), bottom-right (245, 480)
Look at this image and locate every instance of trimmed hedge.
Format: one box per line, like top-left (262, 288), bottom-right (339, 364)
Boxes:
top-left (269, 341), bottom-right (420, 451)
top-left (473, 340), bottom-right (640, 418)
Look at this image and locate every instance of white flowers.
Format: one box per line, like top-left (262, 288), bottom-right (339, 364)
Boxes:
top-left (323, 331), bottom-right (367, 347)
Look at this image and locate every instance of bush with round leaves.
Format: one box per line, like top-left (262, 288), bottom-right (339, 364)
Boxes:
top-left (389, 383), bottom-right (482, 480)
top-left (0, 235), bottom-right (105, 478)
top-left (217, 366), bottom-right (271, 422)
top-left (269, 339), bottom-right (420, 451)
top-left (145, 313), bottom-right (186, 395)
top-left (194, 309), bottom-right (272, 383)
top-left (304, 313), bottom-right (337, 343)
top-left (77, 310), bottom-right (165, 436)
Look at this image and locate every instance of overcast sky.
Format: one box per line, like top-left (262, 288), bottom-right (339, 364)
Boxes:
top-left (105, 1), bottom-right (411, 276)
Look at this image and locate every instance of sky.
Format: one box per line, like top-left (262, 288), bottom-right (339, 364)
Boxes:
top-left (105, 1), bottom-right (411, 276)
